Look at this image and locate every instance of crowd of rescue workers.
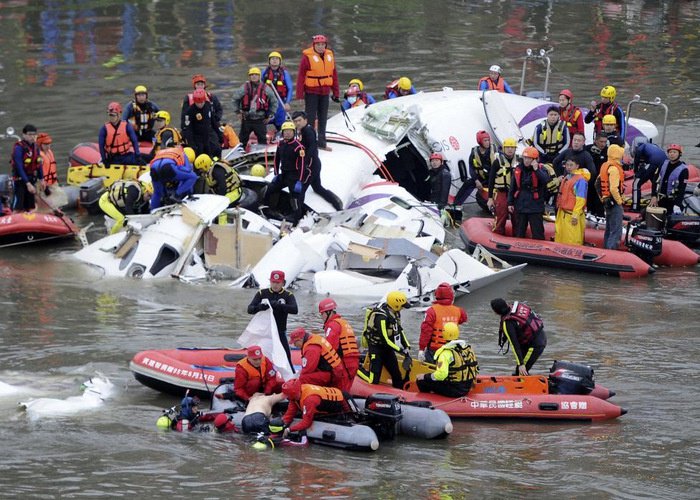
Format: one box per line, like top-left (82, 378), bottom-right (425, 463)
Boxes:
top-left (6, 34), bottom-right (692, 436)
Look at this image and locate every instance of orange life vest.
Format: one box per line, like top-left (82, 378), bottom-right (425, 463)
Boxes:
top-left (154, 127), bottom-right (183, 151)
top-left (304, 334), bottom-right (342, 371)
top-left (104, 121), bottom-right (132, 156)
top-left (151, 147), bottom-right (186, 166)
top-left (597, 162), bottom-right (625, 199)
top-left (302, 46), bottom-right (335, 88)
top-left (237, 356), bottom-right (269, 380)
top-left (478, 76), bottom-right (506, 92)
top-left (300, 384), bottom-right (344, 404)
top-left (187, 92), bottom-right (212, 105)
top-left (332, 317), bottom-right (360, 359)
top-left (429, 304), bottom-right (464, 351)
top-left (557, 173), bottom-right (585, 212)
top-left (40, 149), bottom-right (58, 185)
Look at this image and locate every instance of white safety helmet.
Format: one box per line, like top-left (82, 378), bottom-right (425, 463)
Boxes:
top-left (489, 65), bottom-right (502, 74)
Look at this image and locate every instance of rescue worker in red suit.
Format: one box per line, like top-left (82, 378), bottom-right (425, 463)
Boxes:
top-left (558, 89), bottom-right (585, 139)
top-left (418, 283), bottom-right (468, 364)
top-left (318, 298), bottom-right (359, 392)
top-left (10, 124), bottom-right (44, 211)
top-left (296, 34), bottom-right (339, 150)
top-left (98, 102), bottom-right (141, 166)
top-left (233, 345), bottom-right (284, 402)
top-left (490, 298), bottom-right (547, 376)
top-left (487, 137), bottom-right (518, 235)
top-left (289, 327), bottom-right (347, 390)
top-left (281, 379), bottom-right (352, 436)
top-left (507, 146), bottom-right (551, 239)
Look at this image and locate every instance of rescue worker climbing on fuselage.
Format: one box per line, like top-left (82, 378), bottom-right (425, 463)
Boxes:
top-left (98, 178), bottom-right (152, 234)
top-left (193, 153), bottom-right (243, 206)
top-left (477, 65), bottom-right (514, 93)
top-left (418, 282), bottom-right (468, 364)
top-left (148, 146), bottom-right (198, 210)
top-left (385, 77), bottom-right (416, 99)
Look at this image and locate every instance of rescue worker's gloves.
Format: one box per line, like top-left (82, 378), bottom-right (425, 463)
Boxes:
top-left (331, 95), bottom-right (340, 103)
top-left (417, 350), bottom-right (426, 362)
top-left (257, 303), bottom-right (270, 311)
top-left (293, 181), bottom-right (303, 194)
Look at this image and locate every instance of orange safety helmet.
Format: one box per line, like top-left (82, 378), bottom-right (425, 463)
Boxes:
top-left (107, 101), bottom-right (122, 114)
top-left (36, 133), bottom-right (53, 146)
top-left (191, 74), bottom-right (206, 87)
top-left (429, 152), bottom-right (443, 161)
top-left (522, 146), bottom-right (539, 159)
top-left (318, 298), bottom-right (337, 313)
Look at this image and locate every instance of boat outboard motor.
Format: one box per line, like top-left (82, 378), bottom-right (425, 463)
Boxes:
top-left (363, 393), bottom-right (402, 441)
top-left (0, 174), bottom-right (12, 210)
top-left (665, 215), bottom-right (700, 246)
top-left (549, 361), bottom-right (595, 395)
top-left (625, 224), bottom-right (663, 264)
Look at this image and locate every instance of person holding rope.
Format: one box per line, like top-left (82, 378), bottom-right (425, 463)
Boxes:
top-left (262, 51), bottom-right (294, 131)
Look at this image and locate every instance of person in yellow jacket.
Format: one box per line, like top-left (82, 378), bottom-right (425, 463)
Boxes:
top-left (554, 157), bottom-right (590, 245)
top-left (415, 322), bottom-right (478, 397)
top-left (595, 144), bottom-right (625, 249)
top-left (98, 179), bottom-right (152, 234)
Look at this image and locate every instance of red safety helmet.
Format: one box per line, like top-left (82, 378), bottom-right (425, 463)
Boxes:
top-left (666, 144), bottom-right (683, 155)
top-left (269, 270), bottom-right (285, 283)
top-left (318, 298), bottom-right (337, 313)
top-left (282, 378), bottom-right (301, 398)
top-left (312, 34), bottom-right (328, 44)
top-left (522, 146), bottom-right (540, 159)
top-left (107, 101), bottom-right (122, 114)
top-left (429, 152), bottom-right (443, 161)
top-left (435, 282), bottom-right (454, 301)
top-left (476, 130), bottom-right (490, 146)
top-left (559, 89), bottom-right (573, 100)
top-left (192, 88), bottom-right (207, 104)
top-left (192, 74), bottom-right (206, 87)
top-left (289, 327), bottom-right (307, 344)
top-left (247, 345), bottom-right (263, 359)
top-left (213, 413), bottom-right (230, 431)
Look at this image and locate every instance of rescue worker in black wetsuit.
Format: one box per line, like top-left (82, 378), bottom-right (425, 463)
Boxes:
top-left (490, 298), bottom-right (547, 376)
top-left (193, 154), bottom-right (243, 207)
top-left (507, 147), bottom-right (551, 239)
top-left (182, 88), bottom-right (221, 158)
top-left (427, 152), bottom-right (452, 210)
top-left (454, 130), bottom-right (497, 205)
top-left (122, 85), bottom-right (160, 142)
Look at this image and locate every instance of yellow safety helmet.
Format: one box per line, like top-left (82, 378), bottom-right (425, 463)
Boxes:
top-left (248, 67), bottom-right (262, 76)
top-left (502, 138), bottom-right (517, 148)
top-left (134, 85), bottom-right (148, 95)
top-left (250, 164), bottom-right (266, 177)
top-left (268, 51), bottom-right (282, 61)
top-left (398, 77), bottom-right (412, 91)
top-left (600, 85), bottom-right (616, 100)
top-left (194, 154), bottom-right (213, 172)
top-left (281, 121), bottom-right (295, 131)
top-left (442, 322), bottom-right (459, 341)
top-left (183, 147), bottom-right (196, 164)
top-left (386, 291), bottom-right (408, 312)
top-left (602, 114), bottom-right (617, 125)
top-left (349, 78), bottom-right (364, 91)
top-left (154, 110), bottom-right (170, 126)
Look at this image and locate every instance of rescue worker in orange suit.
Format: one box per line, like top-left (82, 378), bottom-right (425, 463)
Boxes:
top-left (318, 298), bottom-right (360, 392)
top-left (427, 152), bottom-right (451, 210)
top-left (649, 144), bottom-right (688, 216)
top-left (558, 89), bottom-right (585, 139)
top-left (296, 34), bottom-right (339, 150)
top-left (180, 74), bottom-right (223, 132)
top-left (36, 133), bottom-right (58, 188)
top-left (490, 298), bottom-right (547, 376)
top-left (232, 67), bottom-right (278, 148)
top-left (477, 65), bottom-right (514, 93)
top-left (596, 144), bottom-right (625, 249)
top-left (148, 147), bottom-right (198, 210)
top-left (418, 282), bottom-right (468, 364)
top-left (281, 379), bottom-right (353, 436)
top-left (585, 133), bottom-right (609, 217)
top-left (585, 85), bottom-right (626, 139)
top-left (508, 146), bottom-right (550, 239)
top-left (416, 322), bottom-right (479, 397)
top-left (455, 130), bottom-right (498, 205)
top-left (122, 85), bottom-right (160, 142)
top-left (600, 114), bottom-right (625, 147)
top-left (247, 270), bottom-right (298, 370)
top-left (487, 137), bottom-right (518, 235)
top-left (358, 291), bottom-right (411, 389)
top-left (10, 124), bottom-right (44, 211)
top-left (232, 345), bottom-right (284, 402)
top-left (263, 121), bottom-right (309, 223)
top-left (554, 156), bottom-right (590, 245)
top-left (182, 88), bottom-right (221, 158)
top-left (99, 102), bottom-right (141, 166)
top-left (289, 328), bottom-right (347, 390)
top-left (262, 51), bottom-right (294, 131)
top-left (532, 106), bottom-right (570, 164)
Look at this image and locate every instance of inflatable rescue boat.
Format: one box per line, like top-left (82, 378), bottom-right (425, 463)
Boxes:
top-left (0, 209), bottom-right (78, 247)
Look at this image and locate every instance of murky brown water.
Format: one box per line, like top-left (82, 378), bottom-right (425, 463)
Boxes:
top-left (1, 1), bottom-right (699, 498)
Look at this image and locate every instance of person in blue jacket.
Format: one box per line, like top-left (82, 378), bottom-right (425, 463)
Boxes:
top-left (262, 51), bottom-right (294, 131)
top-left (630, 136), bottom-right (668, 212)
top-left (149, 148), bottom-right (198, 210)
top-left (385, 77), bottom-right (416, 99)
top-left (341, 78), bottom-right (376, 110)
top-left (10, 124), bottom-right (44, 211)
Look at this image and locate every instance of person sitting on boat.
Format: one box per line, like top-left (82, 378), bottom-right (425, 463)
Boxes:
top-left (262, 51), bottom-right (294, 131)
top-left (532, 106), bottom-right (570, 164)
top-left (98, 179), bottom-right (152, 234)
top-left (151, 111), bottom-right (183, 156)
top-left (36, 133), bottom-right (58, 188)
top-left (358, 291), bottom-right (411, 389)
top-left (508, 146), bottom-right (550, 240)
top-left (10, 124), bottom-right (44, 212)
top-left (454, 130), bottom-right (497, 205)
top-left (232, 345), bottom-right (284, 403)
top-left (289, 328), bottom-right (347, 390)
top-left (148, 146), bottom-right (198, 210)
top-left (122, 85), bottom-right (160, 143)
top-left (385, 77), bottom-right (416, 99)
top-left (600, 114), bottom-right (624, 147)
top-left (281, 379), bottom-right (353, 436)
top-left (416, 322), bottom-right (479, 397)
top-left (477, 64), bottom-right (514, 94)
top-left (596, 144), bottom-right (625, 249)
top-left (630, 136), bottom-right (667, 212)
top-left (419, 283), bottom-right (468, 364)
top-left (99, 102), bottom-right (141, 167)
top-left (426, 152), bottom-right (452, 212)
top-left (181, 73), bottom-right (224, 131)
top-left (318, 298), bottom-right (360, 392)
top-left (232, 67), bottom-right (278, 149)
top-left (649, 144), bottom-right (688, 216)
top-left (490, 298), bottom-right (547, 376)
top-left (585, 132), bottom-right (609, 217)
top-left (342, 78), bottom-right (376, 110)
top-left (554, 156), bottom-right (590, 245)
top-left (263, 120), bottom-right (309, 223)
top-left (558, 89), bottom-right (585, 139)
top-left (247, 270), bottom-right (298, 371)
top-left (487, 137), bottom-right (518, 235)
top-left (182, 88), bottom-right (222, 159)
top-left (585, 85), bottom-right (626, 139)
top-left (193, 154), bottom-right (242, 207)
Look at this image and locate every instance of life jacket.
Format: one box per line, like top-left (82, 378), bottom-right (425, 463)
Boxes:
top-left (537, 120), bottom-right (567, 154)
top-left (513, 166), bottom-right (540, 200)
top-left (187, 92), bottom-right (212, 106)
top-left (104, 121), bottom-right (132, 156)
top-left (329, 316), bottom-right (359, 359)
top-left (303, 334), bottom-right (342, 372)
top-left (154, 127), bottom-right (183, 151)
top-left (559, 105), bottom-right (582, 133)
top-left (107, 180), bottom-right (143, 209)
top-left (237, 356), bottom-right (270, 381)
top-left (541, 163), bottom-right (560, 195)
top-left (362, 305), bottom-right (402, 347)
top-left (300, 384), bottom-right (344, 413)
top-left (130, 101), bottom-right (156, 135)
top-left (206, 160), bottom-right (241, 199)
top-left (493, 153), bottom-right (516, 191)
top-left (10, 140), bottom-right (42, 179)
top-left (501, 301), bottom-right (544, 346)
top-left (428, 304), bottom-right (464, 351)
top-left (434, 342), bottom-right (479, 383)
top-left (241, 82), bottom-right (270, 112)
top-left (478, 76), bottom-right (506, 92)
top-left (302, 46), bottom-right (335, 88)
top-left (657, 160), bottom-right (688, 199)
top-left (592, 102), bottom-right (623, 134)
top-left (384, 79), bottom-right (401, 99)
top-left (471, 145), bottom-right (498, 182)
top-left (263, 66), bottom-right (289, 100)
top-left (352, 92), bottom-right (371, 107)
top-left (557, 172), bottom-right (585, 212)
top-left (40, 149), bottom-right (58, 185)
top-left (596, 162), bottom-right (625, 200)
top-left (151, 147), bottom-right (186, 166)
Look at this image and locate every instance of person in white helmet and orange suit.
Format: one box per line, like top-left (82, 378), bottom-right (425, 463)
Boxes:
top-left (478, 65), bottom-right (514, 93)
